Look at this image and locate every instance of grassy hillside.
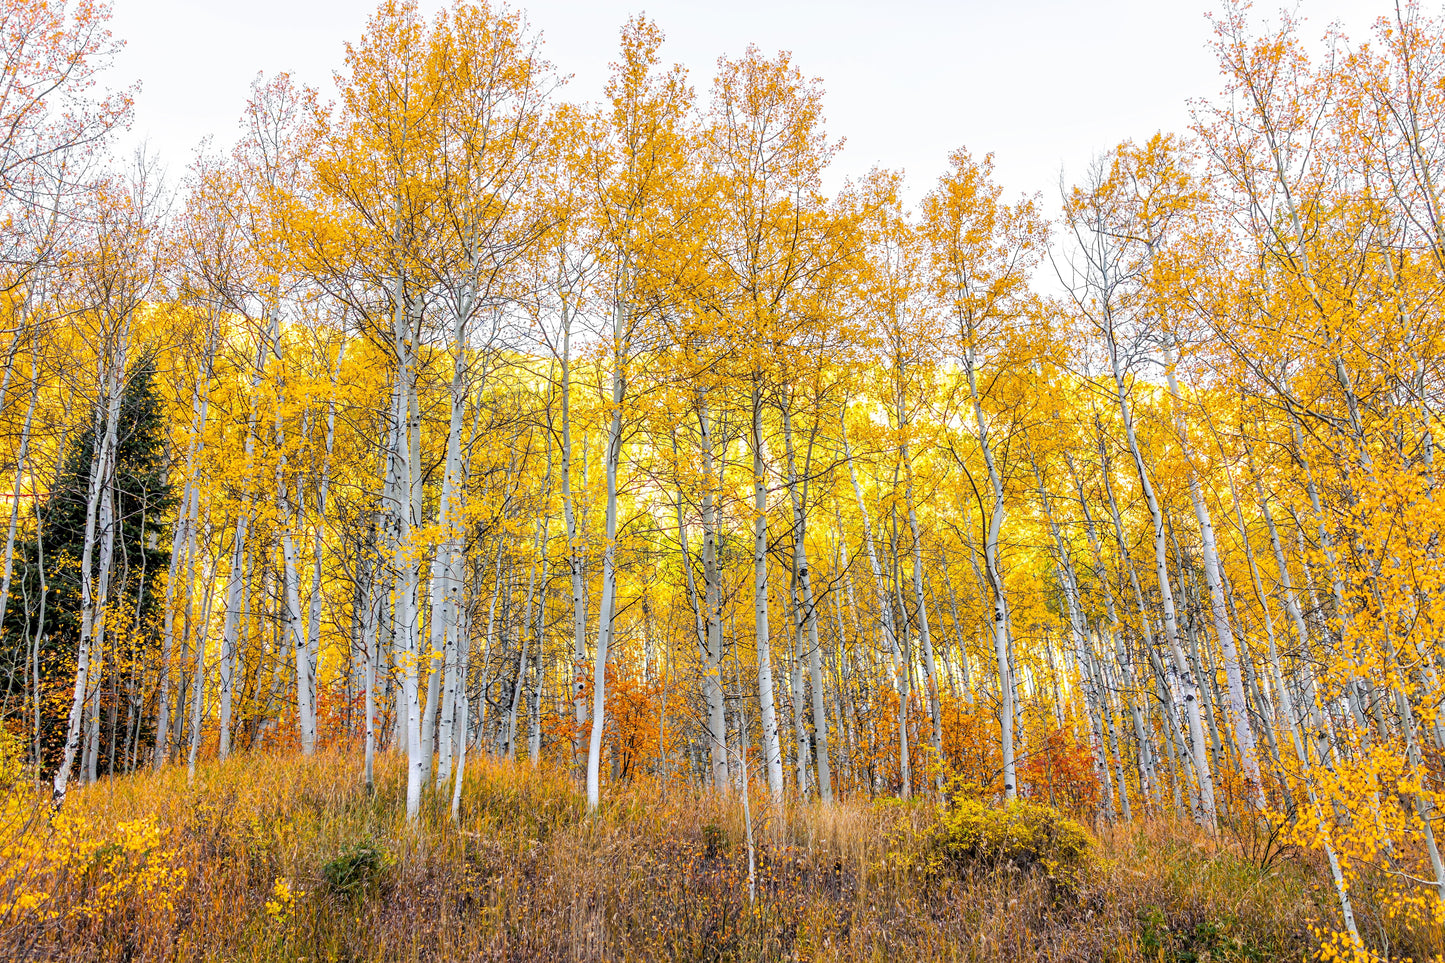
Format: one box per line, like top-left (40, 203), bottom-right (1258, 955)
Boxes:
top-left (1, 750), bottom-right (1436, 962)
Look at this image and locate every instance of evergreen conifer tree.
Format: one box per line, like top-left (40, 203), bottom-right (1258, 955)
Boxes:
top-left (3, 356), bottom-right (175, 766)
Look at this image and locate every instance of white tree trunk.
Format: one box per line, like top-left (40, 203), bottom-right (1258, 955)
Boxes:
top-left (275, 393), bottom-right (314, 756)
top-left (219, 333), bottom-right (267, 759)
top-left (185, 546), bottom-right (219, 779)
top-left (841, 418), bottom-right (908, 791)
top-left (389, 268), bottom-right (424, 821)
top-left (1065, 450), bottom-right (1158, 809)
top-left (781, 399), bottom-right (831, 802)
top-left (1107, 338), bottom-right (1216, 830)
top-left (585, 299), bottom-right (628, 810)
top-left (695, 392), bottom-right (730, 792)
top-left (1165, 361), bottom-right (1265, 811)
top-left (432, 324), bottom-right (469, 784)
top-left (558, 303), bottom-right (590, 774)
top-left (161, 390), bottom-right (208, 770)
top-left (902, 442), bottom-right (943, 791)
top-left (302, 344), bottom-right (343, 754)
top-left (1035, 454), bottom-right (1115, 814)
top-left (506, 524), bottom-right (542, 758)
top-left (155, 473), bottom-right (191, 768)
top-left (527, 507), bottom-right (550, 767)
top-left (962, 336), bottom-right (1015, 801)
top-left (449, 574), bottom-right (474, 822)
top-left (750, 385), bottom-right (784, 798)
top-left (53, 327), bottom-right (129, 807)
top-left (0, 372), bottom-right (38, 634)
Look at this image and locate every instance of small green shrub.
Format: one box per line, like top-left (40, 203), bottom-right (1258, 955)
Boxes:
top-left (1137, 907), bottom-right (1271, 962)
top-left (1139, 906), bottom-right (1171, 957)
top-left (701, 822), bottom-right (729, 858)
top-left (321, 840), bottom-right (389, 898)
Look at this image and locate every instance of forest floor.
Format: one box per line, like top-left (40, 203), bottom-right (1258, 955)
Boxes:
top-left (1, 750), bottom-right (1437, 962)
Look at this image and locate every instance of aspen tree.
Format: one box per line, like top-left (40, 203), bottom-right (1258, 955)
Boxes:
top-left (1064, 448), bottom-right (1160, 811)
top-left (0, 346), bottom-right (38, 696)
top-left (54, 173), bottom-right (161, 805)
top-left (856, 171), bottom-right (942, 794)
top-left (1031, 448), bottom-right (1114, 816)
top-left (841, 410), bottom-right (908, 793)
top-left (704, 45), bottom-right (840, 801)
top-left (531, 145), bottom-right (596, 775)
top-left (1161, 347), bottom-right (1265, 809)
top-left (694, 391), bottom-right (730, 791)
top-left (923, 148), bottom-right (1044, 802)
top-left (323, 0), bottom-right (438, 819)
top-left (581, 17), bottom-right (690, 810)
top-left (1061, 140), bottom-right (1218, 830)
top-left (158, 160), bottom-right (251, 766)
top-left (424, 2), bottom-right (553, 783)
top-left (779, 390), bottom-right (832, 800)
top-left (0, 0), bottom-right (131, 806)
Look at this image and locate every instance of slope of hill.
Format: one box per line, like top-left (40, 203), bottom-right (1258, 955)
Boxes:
top-left (6, 749), bottom-right (1429, 962)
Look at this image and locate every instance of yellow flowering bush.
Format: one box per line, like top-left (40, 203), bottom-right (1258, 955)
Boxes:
top-left (1, 770), bottom-right (185, 932)
top-left (0, 727), bottom-right (23, 790)
top-left (82, 817), bottom-right (187, 919)
top-left (920, 782), bottom-right (1096, 890)
top-left (0, 728), bottom-right (50, 922)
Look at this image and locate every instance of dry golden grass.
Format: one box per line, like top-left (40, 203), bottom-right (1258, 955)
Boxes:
top-left (1, 749), bottom-right (1438, 962)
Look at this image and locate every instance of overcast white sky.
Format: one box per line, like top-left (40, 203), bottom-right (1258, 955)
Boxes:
top-left (108, 0), bottom-right (1385, 206)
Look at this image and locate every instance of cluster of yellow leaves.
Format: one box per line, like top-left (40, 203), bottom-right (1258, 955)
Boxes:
top-left (264, 876), bottom-right (304, 926)
top-left (1, 734), bottom-right (184, 927)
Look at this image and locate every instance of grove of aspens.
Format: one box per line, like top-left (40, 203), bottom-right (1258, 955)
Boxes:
top-left (1, 1), bottom-right (1443, 960)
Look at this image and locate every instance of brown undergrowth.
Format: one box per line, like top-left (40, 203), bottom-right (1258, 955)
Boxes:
top-left (1, 749), bottom-right (1436, 961)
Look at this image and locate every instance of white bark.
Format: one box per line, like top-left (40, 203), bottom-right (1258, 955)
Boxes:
top-left (185, 535), bottom-right (219, 779)
top-left (434, 326), bottom-right (478, 780)
top-left (53, 324), bottom-right (129, 807)
top-left (781, 397), bottom-right (831, 802)
top-left (449, 574), bottom-right (474, 822)
top-left (1065, 450), bottom-right (1159, 810)
top-left (1165, 360), bottom-right (1265, 810)
top-left (0, 370), bottom-right (38, 635)
top-left (302, 344), bottom-right (343, 752)
top-left (364, 535), bottom-right (379, 790)
top-left (218, 333), bottom-right (265, 760)
top-left (750, 385), bottom-right (784, 798)
top-left (902, 441), bottom-right (943, 791)
top-left (962, 332), bottom-right (1015, 801)
top-left (527, 501), bottom-right (550, 766)
top-left (505, 521), bottom-right (543, 758)
top-left (558, 300), bottom-right (590, 772)
top-left (1035, 454), bottom-right (1115, 814)
top-left (274, 368), bottom-right (314, 756)
top-left (585, 297), bottom-right (628, 810)
top-left (1106, 341), bottom-right (1216, 830)
top-left (390, 266), bottom-right (424, 821)
top-left (1099, 430), bottom-right (1199, 818)
top-left (841, 418), bottom-right (908, 791)
top-left (157, 468), bottom-right (201, 766)
top-left (695, 392), bottom-right (730, 792)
